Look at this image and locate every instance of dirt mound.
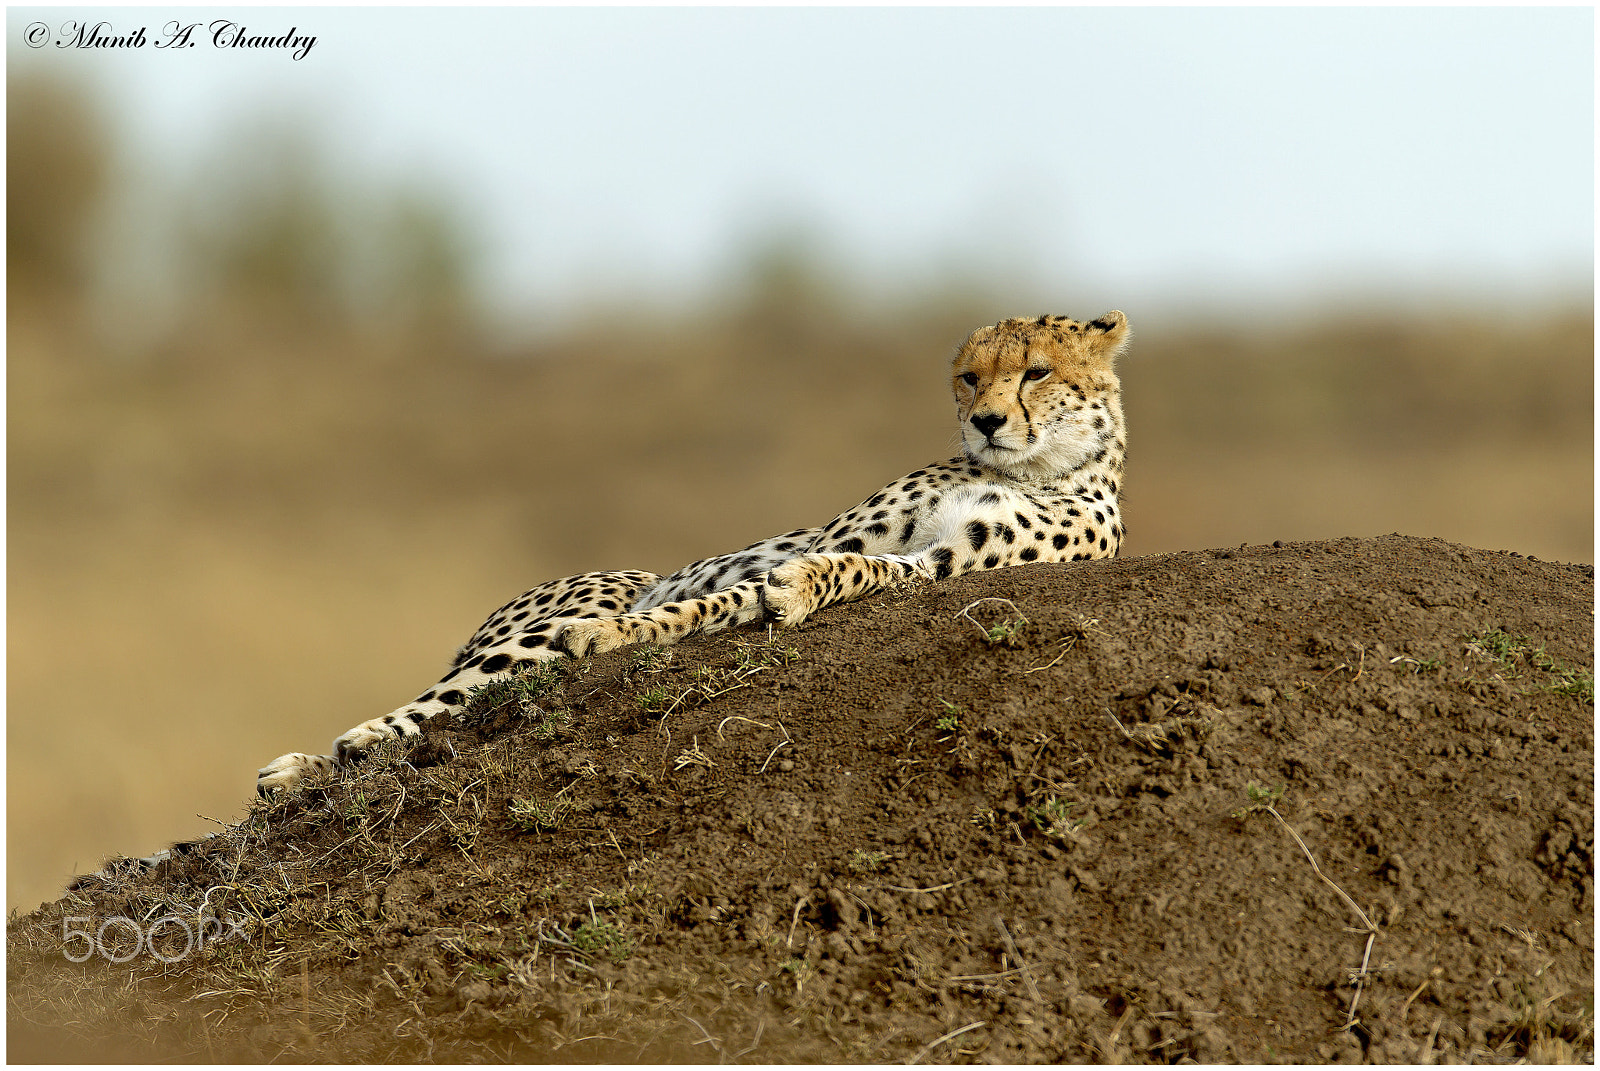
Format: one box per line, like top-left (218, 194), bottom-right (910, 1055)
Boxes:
top-left (9, 535), bottom-right (1593, 1063)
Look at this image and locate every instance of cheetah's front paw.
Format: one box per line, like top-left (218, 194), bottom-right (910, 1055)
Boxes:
top-left (256, 753), bottom-right (335, 796)
top-left (556, 618), bottom-right (633, 658)
top-left (761, 557), bottom-right (825, 627)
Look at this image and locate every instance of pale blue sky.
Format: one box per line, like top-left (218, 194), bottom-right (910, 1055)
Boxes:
top-left (10, 5), bottom-right (1595, 327)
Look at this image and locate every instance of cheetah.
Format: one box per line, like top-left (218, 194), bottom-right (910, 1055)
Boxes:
top-left (254, 311), bottom-right (1129, 795)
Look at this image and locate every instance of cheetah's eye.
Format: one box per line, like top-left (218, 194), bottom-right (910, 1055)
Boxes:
top-left (1024, 368), bottom-right (1051, 382)
top-left (959, 372), bottom-right (979, 387)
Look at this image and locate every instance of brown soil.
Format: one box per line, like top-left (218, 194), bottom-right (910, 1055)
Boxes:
top-left (8, 535), bottom-right (1593, 1063)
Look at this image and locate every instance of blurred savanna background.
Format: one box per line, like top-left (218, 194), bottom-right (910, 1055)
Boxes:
top-left (8, 7), bottom-right (1592, 912)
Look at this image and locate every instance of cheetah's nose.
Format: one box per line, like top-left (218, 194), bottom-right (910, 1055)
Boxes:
top-left (970, 413), bottom-right (1007, 439)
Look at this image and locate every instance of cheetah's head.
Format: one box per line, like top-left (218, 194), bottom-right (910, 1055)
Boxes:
top-left (952, 311), bottom-right (1128, 481)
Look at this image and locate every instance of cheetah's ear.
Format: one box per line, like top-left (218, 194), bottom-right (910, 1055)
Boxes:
top-left (1084, 310), bottom-right (1130, 361)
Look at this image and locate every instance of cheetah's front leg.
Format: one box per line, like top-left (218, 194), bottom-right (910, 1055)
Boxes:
top-left (760, 552), bottom-right (927, 627)
top-left (557, 579), bottom-right (769, 657)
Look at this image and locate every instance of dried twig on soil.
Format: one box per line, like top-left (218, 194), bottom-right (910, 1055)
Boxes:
top-left (877, 878), bottom-right (971, 894)
top-left (732, 1021), bottom-right (765, 1059)
top-left (1298, 643), bottom-right (1366, 692)
top-left (1417, 1015), bottom-right (1442, 1063)
top-left (1500, 923), bottom-right (1543, 953)
top-left (1098, 1006), bottom-right (1135, 1063)
top-left (299, 958), bottom-right (312, 1046)
top-left (1396, 971), bottom-right (1437, 1025)
top-left (956, 598), bottom-right (1028, 646)
top-left (1241, 789), bottom-right (1381, 1030)
top-left (682, 1014), bottom-right (720, 1052)
top-left (672, 737), bottom-right (715, 771)
top-left (1261, 806), bottom-right (1376, 931)
top-left (943, 968), bottom-right (1024, 983)
top-left (759, 740), bottom-right (791, 773)
top-left (716, 715), bottom-right (773, 739)
top-left (1105, 710), bottom-right (1134, 741)
top-left (993, 917), bottom-right (1042, 1003)
top-left (907, 1020), bottom-right (986, 1065)
top-left (1024, 614), bottom-right (1107, 673)
top-left (759, 720), bottom-right (794, 774)
top-left (787, 896), bottom-right (808, 950)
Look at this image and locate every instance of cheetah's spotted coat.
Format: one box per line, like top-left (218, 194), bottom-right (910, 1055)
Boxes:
top-left (251, 311), bottom-right (1129, 793)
